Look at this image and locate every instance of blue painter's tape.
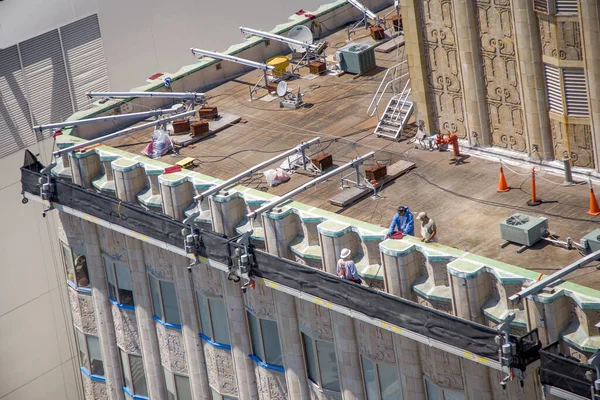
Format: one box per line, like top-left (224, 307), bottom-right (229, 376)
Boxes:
top-left (80, 366), bottom-right (106, 382)
top-left (199, 332), bottom-right (232, 350)
top-left (248, 354), bottom-right (285, 373)
top-left (153, 315), bottom-right (182, 330)
top-left (109, 297), bottom-right (135, 311)
top-left (123, 386), bottom-right (149, 400)
top-left (67, 280), bottom-right (92, 293)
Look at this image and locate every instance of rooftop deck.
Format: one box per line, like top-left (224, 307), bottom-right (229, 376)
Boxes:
top-left (103, 22), bottom-right (600, 289)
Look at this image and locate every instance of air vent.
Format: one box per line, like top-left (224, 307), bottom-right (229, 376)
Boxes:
top-left (544, 64), bottom-right (563, 114)
top-left (500, 214), bottom-right (548, 247)
top-left (534, 0), bottom-right (550, 13)
top-left (563, 68), bottom-right (589, 117)
top-left (555, 0), bottom-right (578, 14)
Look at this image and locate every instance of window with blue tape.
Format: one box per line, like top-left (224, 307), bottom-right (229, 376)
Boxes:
top-left (246, 311), bottom-right (283, 370)
top-left (197, 291), bottom-right (231, 346)
top-left (104, 256), bottom-right (134, 307)
top-left (148, 273), bottom-right (181, 326)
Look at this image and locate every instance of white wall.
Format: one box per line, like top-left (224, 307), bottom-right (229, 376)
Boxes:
top-left (0, 0), bottom-right (97, 49)
top-left (95, 0), bottom-right (336, 90)
top-left (0, 138), bottom-right (82, 400)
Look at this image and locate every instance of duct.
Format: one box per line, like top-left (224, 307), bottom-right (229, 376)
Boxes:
top-left (20, 150), bottom-right (540, 370)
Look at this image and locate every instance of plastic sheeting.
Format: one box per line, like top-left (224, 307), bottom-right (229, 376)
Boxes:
top-left (21, 150), bottom-right (540, 364)
top-left (540, 342), bottom-right (596, 398)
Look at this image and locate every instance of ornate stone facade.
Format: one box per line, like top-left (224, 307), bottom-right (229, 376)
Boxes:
top-left (296, 301), bottom-right (333, 342)
top-left (476, 0), bottom-right (526, 151)
top-left (143, 244), bottom-right (174, 281)
top-left (112, 306), bottom-right (140, 354)
top-left (550, 119), bottom-right (595, 168)
top-left (419, 345), bottom-right (464, 391)
top-left (82, 375), bottom-right (108, 400)
top-left (245, 284), bottom-right (276, 319)
top-left (420, 0), bottom-right (467, 138)
top-left (539, 18), bottom-right (583, 61)
top-left (203, 343), bottom-right (238, 397)
top-left (355, 321), bottom-right (396, 365)
top-left (156, 322), bottom-right (188, 375)
top-left (254, 366), bottom-right (287, 400)
top-left (69, 288), bottom-right (97, 335)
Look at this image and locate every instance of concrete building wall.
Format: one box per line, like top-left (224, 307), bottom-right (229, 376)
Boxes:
top-left (401, 0), bottom-right (600, 170)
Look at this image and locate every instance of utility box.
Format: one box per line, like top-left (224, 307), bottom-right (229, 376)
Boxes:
top-left (581, 229), bottom-right (600, 254)
top-left (499, 214), bottom-right (548, 247)
top-left (336, 43), bottom-right (376, 75)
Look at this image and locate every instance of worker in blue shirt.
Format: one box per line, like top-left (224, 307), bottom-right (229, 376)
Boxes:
top-left (337, 248), bottom-right (362, 284)
top-left (386, 206), bottom-right (414, 238)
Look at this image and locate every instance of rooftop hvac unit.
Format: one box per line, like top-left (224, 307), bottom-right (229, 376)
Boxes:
top-left (580, 229), bottom-right (600, 254)
top-left (336, 43), bottom-right (376, 75)
top-left (499, 214), bottom-right (548, 247)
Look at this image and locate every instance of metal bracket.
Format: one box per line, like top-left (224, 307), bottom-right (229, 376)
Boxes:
top-left (182, 211), bottom-right (201, 271)
top-left (39, 162), bottom-right (57, 217)
top-left (228, 229), bottom-right (255, 293)
top-left (340, 161), bottom-right (381, 199)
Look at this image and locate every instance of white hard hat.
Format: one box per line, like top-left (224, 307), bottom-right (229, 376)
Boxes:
top-left (417, 212), bottom-right (427, 220)
top-left (340, 248), bottom-right (351, 259)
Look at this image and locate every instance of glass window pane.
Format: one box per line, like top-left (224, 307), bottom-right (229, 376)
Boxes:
top-left (105, 259), bottom-right (118, 301)
top-left (197, 293), bottom-right (212, 340)
top-left (316, 340), bottom-right (340, 392)
top-left (73, 249), bottom-right (90, 288)
top-left (76, 330), bottom-right (89, 370)
top-left (211, 388), bottom-right (220, 400)
top-left (378, 363), bottom-right (402, 400)
top-left (361, 355), bottom-right (378, 400)
top-left (130, 355), bottom-right (148, 397)
top-left (164, 368), bottom-right (176, 400)
top-left (209, 298), bottom-right (230, 345)
top-left (425, 380), bottom-right (442, 400)
top-left (247, 312), bottom-right (264, 362)
top-left (115, 263), bottom-right (134, 307)
top-left (443, 390), bottom-right (465, 400)
top-left (87, 336), bottom-right (104, 376)
top-left (63, 244), bottom-right (75, 284)
top-left (149, 275), bottom-right (163, 321)
top-left (175, 375), bottom-right (192, 400)
top-left (302, 333), bottom-right (318, 384)
top-left (223, 396), bottom-right (237, 400)
top-left (261, 319), bottom-right (282, 366)
top-left (160, 280), bottom-right (181, 326)
top-left (120, 350), bottom-right (132, 391)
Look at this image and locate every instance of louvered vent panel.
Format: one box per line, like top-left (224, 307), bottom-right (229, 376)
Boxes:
top-left (0, 45), bottom-right (35, 159)
top-left (555, 0), bottom-right (578, 14)
top-left (544, 64), bottom-right (563, 114)
top-left (534, 0), bottom-right (549, 13)
top-left (60, 14), bottom-right (109, 112)
top-left (563, 68), bottom-right (589, 117)
top-left (20, 30), bottom-right (73, 140)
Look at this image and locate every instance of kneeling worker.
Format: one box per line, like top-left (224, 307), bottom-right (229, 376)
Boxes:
top-left (417, 212), bottom-right (437, 243)
top-left (386, 206), bottom-right (414, 239)
top-left (337, 248), bottom-right (362, 284)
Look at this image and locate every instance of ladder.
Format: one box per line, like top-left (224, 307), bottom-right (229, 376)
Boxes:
top-left (374, 79), bottom-right (413, 140)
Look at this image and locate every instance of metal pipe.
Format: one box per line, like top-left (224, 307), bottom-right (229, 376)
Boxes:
top-left (87, 91), bottom-right (205, 100)
top-left (194, 137), bottom-right (321, 201)
top-left (509, 249), bottom-right (600, 304)
top-left (34, 105), bottom-right (183, 133)
top-left (240, 26), bottom-right (318, 52)
top-left (52, 109), bottom-right (197, 156)
top-left (190, 48), bottom-right (274, 71)
top-left (248, 151), bottom-right (375, 219)
top-left (347, 0), bottom-right (378, 21)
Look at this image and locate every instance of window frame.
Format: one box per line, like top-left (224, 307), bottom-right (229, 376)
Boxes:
top-left (163, 367), bottom-right (192, 400)
top-left (120, 350), bottom-right (149, 399)
top-left (76, 329), bottom-right (104, 378)
top-left (104, 256), bottom-right (134, 308)
top-left (246, 311), bottom-right (283, 369)
top-left (424, 379), bottom-right (465, 400)
top-left (360, 354), bottom-right (402, 400)
top-left (301, 332), bottom-right (341, 393)
top-left (61, 242), bottom-right (90, 291)
top-left (210, 387), bottom-right (237, 400)
top-left (196, 292), bottom-right (231, 347)
top-left (148, 273), bottom-right (181, 328)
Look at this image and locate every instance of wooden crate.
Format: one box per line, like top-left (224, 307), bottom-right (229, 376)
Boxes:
top-left (311, 153), bottom-right (333, 171)
top-left (190, 120), bottom-right (210, 138)
top-left (392, 15), bottom-right (403, 31)
top-left (309, 61), bottom-right (327, 75)
top-left (267, 82), bottom-right (279, 94)
top-left (365, 164), bottom-right (387, 181)
top-left (197, 106), bottom-right (218, 120)
top-left (172, 119), bottom-right (190, 135)
top-left (370, 26), bottom-right (385, 40)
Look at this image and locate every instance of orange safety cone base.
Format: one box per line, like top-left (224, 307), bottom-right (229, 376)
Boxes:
top-left (497, 168), bottom-right (510, 192)
top-left (587, 188), bottom-right (600, 216)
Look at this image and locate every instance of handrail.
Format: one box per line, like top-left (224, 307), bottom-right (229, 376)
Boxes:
top-left (367, 61), bottom-right (407, 117)
top-left (373, 74), bottom-right (408, 121)
top-left (391, 80), bottom-right (411, 122)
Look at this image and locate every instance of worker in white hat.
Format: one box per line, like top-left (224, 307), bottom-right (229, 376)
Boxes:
top-left (337, 248), bottom-right (362, 284)
top-left (417, 212), bottom-right (437, 243)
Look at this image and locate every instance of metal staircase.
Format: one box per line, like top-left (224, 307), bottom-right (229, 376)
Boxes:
top-left (373, 80), bottom-right (413, 140)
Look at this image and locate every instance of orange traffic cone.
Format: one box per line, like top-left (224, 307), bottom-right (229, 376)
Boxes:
top-left (587, 180), bottom-right (600, 216)
top-left (497, 165), bottom-right (510, 192)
